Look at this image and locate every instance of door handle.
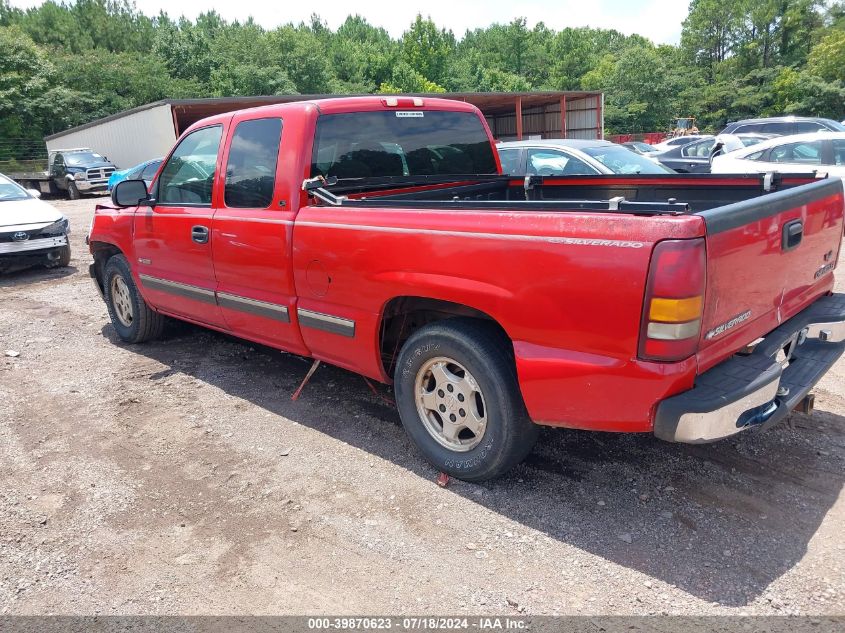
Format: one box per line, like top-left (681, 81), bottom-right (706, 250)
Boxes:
top-left (782, 220), bottom-right (803, 251)
top-left (191, 225), bottom-right (209, 244)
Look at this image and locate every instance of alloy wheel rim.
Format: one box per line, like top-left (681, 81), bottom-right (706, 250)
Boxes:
top-left (110, 275), bottom-right (134, 327)
top-left (414, 356), bottom-right (487, 452)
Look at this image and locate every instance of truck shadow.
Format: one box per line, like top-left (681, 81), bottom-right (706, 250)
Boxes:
top-left (111, 322), bottom-right (844, 608)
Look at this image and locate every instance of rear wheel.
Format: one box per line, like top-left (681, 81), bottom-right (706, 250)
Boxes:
top-left (394, 318), bottom-right (538, 481)
top-left (103, 254), bottom-right (165, 343)
top-left (67, 181), bottom-right (81, 200)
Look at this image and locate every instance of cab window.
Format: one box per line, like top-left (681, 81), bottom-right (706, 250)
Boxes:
top-left (157, 125), bottom-right (223, 206)
top-left (311, 111), bottom-right (497, 178)
top-left (225, 118), bottom-right (282, 208)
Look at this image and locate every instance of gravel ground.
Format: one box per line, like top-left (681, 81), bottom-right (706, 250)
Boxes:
top-left (0, 197), bottom-right (843, 616)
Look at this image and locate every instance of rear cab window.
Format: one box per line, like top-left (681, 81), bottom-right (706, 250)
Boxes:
top-left (310, 110), bottom-right (498, 179)
top-left (224, 118), bottom-right (283, 208)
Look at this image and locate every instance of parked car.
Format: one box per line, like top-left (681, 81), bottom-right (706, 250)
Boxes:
top-left (720, 116), bottom-right (845, 137)
top-left (654, 134), bottom-right (770, 173)
top-left (711, 132), bottom-right (845, 178)
top-left (497, 140), bottom-right (674, 176)
top-left (651, 135), bottom-right (711, 152)
top-left (11, 148), bottom-right (116, 199)
top-left (90, 96), bottom-right (845, 481)
top-left (0, 172), bottom-right (70, 272)
top-left (108, 158), bottom-right (163, 192)
top-left (621, 141), bottom-right (658, 155)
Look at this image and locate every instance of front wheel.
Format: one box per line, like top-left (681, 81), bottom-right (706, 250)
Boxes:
top-left (102, 254), bottom-right (165, 343)
top-left (394, 318), bottom-right (538, 481)
top-left (55, 244), bottom-right (71, 268)
top-left (67, 181), bottom-right (81, 200)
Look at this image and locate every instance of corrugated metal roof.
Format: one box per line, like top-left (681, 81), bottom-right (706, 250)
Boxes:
top-left (44, 91), bottom-right (602, 141)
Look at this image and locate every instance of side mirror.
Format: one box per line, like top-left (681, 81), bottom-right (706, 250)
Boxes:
top-left (112, 179), bottom-right (150, 208)
top-left (26, 189), bottom-right (42, 199)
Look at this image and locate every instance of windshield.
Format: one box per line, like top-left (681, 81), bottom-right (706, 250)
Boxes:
top-left (0, 174), bottom-right (30, 202)
top-left (582, 146), bottom-right (673, 174)
top-left (630, 142), bottom-right (654, 152)
top-left (826, 119), bottom-right (845, 132)
top-left (311, 110), bottom-right (498, 179)
top-left (63, 151), bottom-right (106, 167)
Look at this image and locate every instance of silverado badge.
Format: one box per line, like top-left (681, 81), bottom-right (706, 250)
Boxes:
top-left (705, 310), bottom-right (752, 340)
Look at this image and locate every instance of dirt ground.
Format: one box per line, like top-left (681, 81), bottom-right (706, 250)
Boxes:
top-left (1, 196), bottom-right (843, 616)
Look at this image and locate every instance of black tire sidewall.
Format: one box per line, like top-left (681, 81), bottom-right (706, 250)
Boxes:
top-left (67, 182), bottom-right (80, 200)
top-left (103, 255), bottom-right (143, 343)
top-left (58, 244), bottom-right (71, 267)
top-left (394, 322), bottom-right (528, 480)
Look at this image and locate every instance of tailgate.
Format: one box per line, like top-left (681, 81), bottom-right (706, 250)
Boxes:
top-left (697, 178), bottom-right (845, 372)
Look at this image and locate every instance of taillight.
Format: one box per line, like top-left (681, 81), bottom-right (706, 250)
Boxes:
top-left (639, 238), bottom-right (706, 362)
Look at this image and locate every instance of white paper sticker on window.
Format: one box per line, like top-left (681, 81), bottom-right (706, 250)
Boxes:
top-left (396, 111), bottom-right (424, 118)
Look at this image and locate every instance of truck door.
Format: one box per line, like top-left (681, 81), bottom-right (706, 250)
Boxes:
top-left (132, 124), bottom-right (226, 327)
top-left (210, 115), bottom-right (308, 354)
top-left (51, 154), bottom-right (66, 190)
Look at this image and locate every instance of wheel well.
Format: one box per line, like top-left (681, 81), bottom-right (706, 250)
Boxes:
top-left (89, 242), bottom-right (122, 290)
top-left (379, 296), bottom-right (512, 378)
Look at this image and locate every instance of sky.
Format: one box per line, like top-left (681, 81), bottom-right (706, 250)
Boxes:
top-left (9, 0), bottom-right (690, 45)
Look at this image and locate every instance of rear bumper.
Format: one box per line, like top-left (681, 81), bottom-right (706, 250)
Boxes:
top-left (655, 293), bottom-right (845, 443)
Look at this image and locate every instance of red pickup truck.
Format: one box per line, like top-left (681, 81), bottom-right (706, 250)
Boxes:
top-left (88, 96), bottom-right (845, 481)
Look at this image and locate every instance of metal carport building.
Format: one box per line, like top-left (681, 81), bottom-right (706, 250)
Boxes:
top-left (44, 91), bottom-right (604, 169)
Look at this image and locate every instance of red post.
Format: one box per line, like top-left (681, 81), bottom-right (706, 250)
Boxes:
top-left (515, 96), bottom-right (523, 140)
top-left (560, 96), bottom-right (567, 139)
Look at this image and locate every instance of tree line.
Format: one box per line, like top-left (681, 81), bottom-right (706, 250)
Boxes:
top-left (1, 0), bottom-right (843, 162)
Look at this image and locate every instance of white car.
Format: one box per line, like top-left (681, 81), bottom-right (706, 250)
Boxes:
top-left (711, 132), bottom-right (845, 179)
top-left (0, 173), bottom-right (71, 273)
top-left (651, 135), bottom-right (711, 152)
top-left (497, 139), bottom-right (674, 176)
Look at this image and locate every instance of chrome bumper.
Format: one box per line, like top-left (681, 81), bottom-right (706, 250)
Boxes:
top-left (76, 180), bottom-right (108, 192)
top-left (805, 321), bottom-right (845, 343)
top-left (0, 236), bottom-right (67, 255)
top-left (655, 293), bottom-right (845, 444)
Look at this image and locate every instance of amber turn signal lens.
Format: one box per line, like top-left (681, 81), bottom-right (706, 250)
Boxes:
top-left (649, 296), bottom-right (703, 323)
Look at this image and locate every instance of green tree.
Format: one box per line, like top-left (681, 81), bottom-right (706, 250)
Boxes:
top-left (681, 0), bottom-right (745, 79)
top-left (327, 16), bottom-right (398, 92)
top-left (808, 29), bottom-right (845, 81)
top-left (400, 15), bottom-right (454, 86)
top-left (378, 61), bottom-right (445, 93)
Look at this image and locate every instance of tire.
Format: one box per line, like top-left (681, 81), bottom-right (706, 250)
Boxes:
top-left (67, 181), bottom-right (81, 200)
top-left (394, 318), bottom-right (538, 481)
top-left (55, 244), bottom-right (71, 268)
top-left (102, 254), bottom-right (165, 343)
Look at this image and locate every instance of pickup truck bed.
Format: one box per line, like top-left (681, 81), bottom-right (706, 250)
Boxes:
top-left (88, 96), bottom-right (845, 481)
